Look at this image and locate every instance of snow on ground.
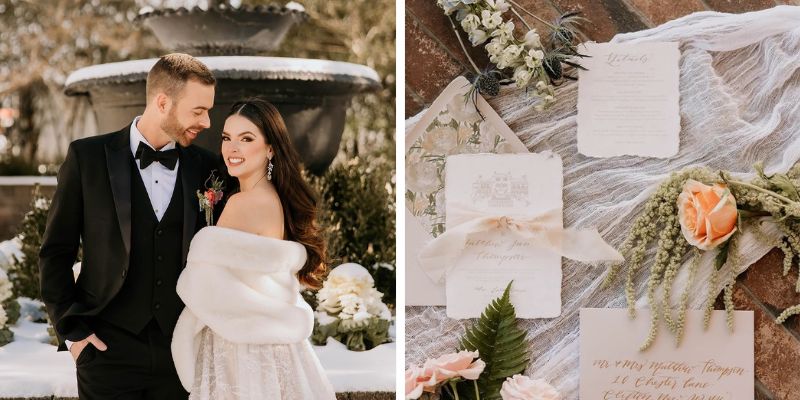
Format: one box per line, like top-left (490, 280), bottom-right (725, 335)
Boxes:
top-left (0, 308), bottom-right (395, 397)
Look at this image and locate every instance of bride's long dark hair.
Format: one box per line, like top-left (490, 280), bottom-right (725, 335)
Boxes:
top-left (227, 98), bottom-right (327, 289)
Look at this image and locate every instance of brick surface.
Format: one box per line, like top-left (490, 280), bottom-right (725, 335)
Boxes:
top-left (703, 0), bottom-right (778, 13)
top-left (740, 248), bottom-right (800, 311)
top-left (405, 0), bottom-right (492, 72)
top-left (730, 284), bottom-right (800, 400)
top-left (549, 0), bottom-right (649, 42)
top-left (625, 0), bottom-right (707, 26)
top-left (405, 12), bottom-right (466, 113)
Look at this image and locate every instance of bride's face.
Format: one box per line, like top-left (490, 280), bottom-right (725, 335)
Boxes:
top-left (221, 114), bottom-right (273, 179)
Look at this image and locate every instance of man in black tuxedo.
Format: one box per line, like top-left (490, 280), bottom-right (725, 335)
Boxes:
top-left (39, 53), bottom-right (220, 399)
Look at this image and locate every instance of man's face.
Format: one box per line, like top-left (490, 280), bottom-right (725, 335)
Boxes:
top-left (160, 80), bottom-right (214, 147)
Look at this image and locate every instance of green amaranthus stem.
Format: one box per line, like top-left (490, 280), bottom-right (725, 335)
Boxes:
top-left (726, 178), bottom-right (797, 205)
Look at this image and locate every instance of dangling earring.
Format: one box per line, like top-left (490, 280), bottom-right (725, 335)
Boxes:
top-left (267, 157), bottom-right (274, 181)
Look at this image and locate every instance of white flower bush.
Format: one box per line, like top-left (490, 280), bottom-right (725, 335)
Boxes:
top-left (316, 263), bottom-right (391, 324)
top-left (312, 263), bottom-right (392, 351)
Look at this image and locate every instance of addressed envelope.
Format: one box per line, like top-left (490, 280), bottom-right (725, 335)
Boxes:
top-left (580, 308), bottom-right (754, 399)
top-left (577, 42), bottom-right (681, 158)
top-left (444, 152), bottom-right (563, 319)
top-left (405, 76), bottom-right (528, 306)
top-left (405, 208), bottom-right (446, 305)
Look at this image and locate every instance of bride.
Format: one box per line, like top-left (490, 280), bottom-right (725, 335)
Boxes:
top-left (171, 98), bottom-right (336, 399)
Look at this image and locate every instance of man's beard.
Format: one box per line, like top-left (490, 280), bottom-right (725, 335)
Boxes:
top-left (161, 107), bottom-right (199, 147)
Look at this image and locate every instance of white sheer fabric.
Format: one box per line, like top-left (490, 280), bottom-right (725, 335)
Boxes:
top-left (190, 327), bottom-right (336, 400)
top-left (405, 6), bottom-right (800, 398)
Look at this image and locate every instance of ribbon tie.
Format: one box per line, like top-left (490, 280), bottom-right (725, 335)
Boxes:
top-left (418, 203), bottom-right (624, 284)
top-left (135, 142), bottom-right (179, 170)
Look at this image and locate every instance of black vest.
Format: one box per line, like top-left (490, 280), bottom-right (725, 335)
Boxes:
top-left (98, 156), bottom-right (185, 336)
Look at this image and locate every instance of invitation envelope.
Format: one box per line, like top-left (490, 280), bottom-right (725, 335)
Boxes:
top-left (405, 208), bottom-right (446, 305)
top-left (580, 308), bottom-right (754, 399)
top-left (444, 153), bottom-right (563, 319)
top-left (577, 42), bottom-right (681, 158)
top-left (405, 76), bottom-right (529, 306)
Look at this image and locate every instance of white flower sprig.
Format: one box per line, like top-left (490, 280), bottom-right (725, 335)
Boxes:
top-left (438, 0), bottom-right (585, 110)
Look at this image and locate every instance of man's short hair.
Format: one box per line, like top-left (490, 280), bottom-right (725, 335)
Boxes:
top-left (145, 53), bottom-right (216, 102)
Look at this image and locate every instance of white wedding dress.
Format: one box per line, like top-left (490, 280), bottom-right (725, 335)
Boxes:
top-left (171, 226), bottom-right (336, 400)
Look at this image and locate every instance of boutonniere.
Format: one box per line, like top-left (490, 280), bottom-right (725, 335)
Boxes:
top-left (197, 170), bottom-right (225, 226)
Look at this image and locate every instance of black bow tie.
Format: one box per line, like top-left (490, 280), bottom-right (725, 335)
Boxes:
top-left (135, 142), bottom-right (179, 170)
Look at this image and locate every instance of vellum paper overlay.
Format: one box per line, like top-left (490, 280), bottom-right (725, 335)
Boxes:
top-left (417, 153), bottom-right (623, 319)
top-left (405, 76), bottom-right (529, 306)
top-left (580, 309), bottom-right (754, 400)
top-left (577, 42), bottom-right (681, 158)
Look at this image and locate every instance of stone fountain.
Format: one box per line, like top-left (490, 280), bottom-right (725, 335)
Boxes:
top-left (64, 2), bottom-right (381, 174)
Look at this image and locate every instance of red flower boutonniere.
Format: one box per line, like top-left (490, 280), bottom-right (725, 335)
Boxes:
top-left (197, 170), bottom-right (225, 226)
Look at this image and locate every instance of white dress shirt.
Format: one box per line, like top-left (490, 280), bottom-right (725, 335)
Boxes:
top-left (130, 116), bottom-right (180, 221)
top-left (67, 117), bottom-right (179, 351)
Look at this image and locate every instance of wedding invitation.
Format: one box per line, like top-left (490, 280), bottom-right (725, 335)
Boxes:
top-left (405, 76), bottom-right (529, 306)
top-left (580, 308), bottom-right (754, 399)
top-left (577, 42), bottom-right (681, 158)
top-left (442, 153), bottom-right (564, 319)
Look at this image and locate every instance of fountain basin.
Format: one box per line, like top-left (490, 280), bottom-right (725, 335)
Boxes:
top-left (136, 4), bottom-right (308, 55)
top-left (64, 56), bottom-right (381, 173)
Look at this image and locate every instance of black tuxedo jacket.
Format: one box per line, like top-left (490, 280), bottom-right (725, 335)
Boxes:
top-left (39, 126), bottom-right (221, 351)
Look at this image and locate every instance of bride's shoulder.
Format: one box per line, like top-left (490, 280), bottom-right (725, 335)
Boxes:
top-left (217, 190), bottom-right (283, 238)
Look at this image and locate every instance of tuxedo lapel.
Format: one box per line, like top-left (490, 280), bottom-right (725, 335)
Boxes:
top-left (105, 128), bottom-right (133, 258)
top-left (179, 146), bottom-right (202, 265)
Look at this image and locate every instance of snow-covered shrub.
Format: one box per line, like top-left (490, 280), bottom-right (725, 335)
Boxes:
top-left (312, 263), bottom-right (392, 351)
top-left (8, 185), bottom-right (52, 300)
top-left (0, 268), bottom-right (15, 346)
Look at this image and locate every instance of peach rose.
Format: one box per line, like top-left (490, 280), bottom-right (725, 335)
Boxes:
top-left (677, 179), bottom-right (738, 250)
top-left (500, 375), bottom-right (560, 400)
top-left (421, 350), bottom-right (486, 385)
top-left (405, 366), bottom-right (427, 399)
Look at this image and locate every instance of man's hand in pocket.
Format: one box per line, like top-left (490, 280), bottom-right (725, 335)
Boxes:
top-left (69, 333), bottom-right (108, 362)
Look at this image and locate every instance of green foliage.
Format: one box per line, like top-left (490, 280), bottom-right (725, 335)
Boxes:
top-left (0, 299), bottom-right (18, 346)
top-left (456, 282), bottom-right (530, 400)
top-left (3, 298), bottom-right (20, 327)
top-left (312, 157), bottom-right (396, 306)
top-left (8, 186), bottom-right (51, 301)
top-left (311, 316), bottom-right (390, 351)
top-left (0, 326), bottom-right (13, 347)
